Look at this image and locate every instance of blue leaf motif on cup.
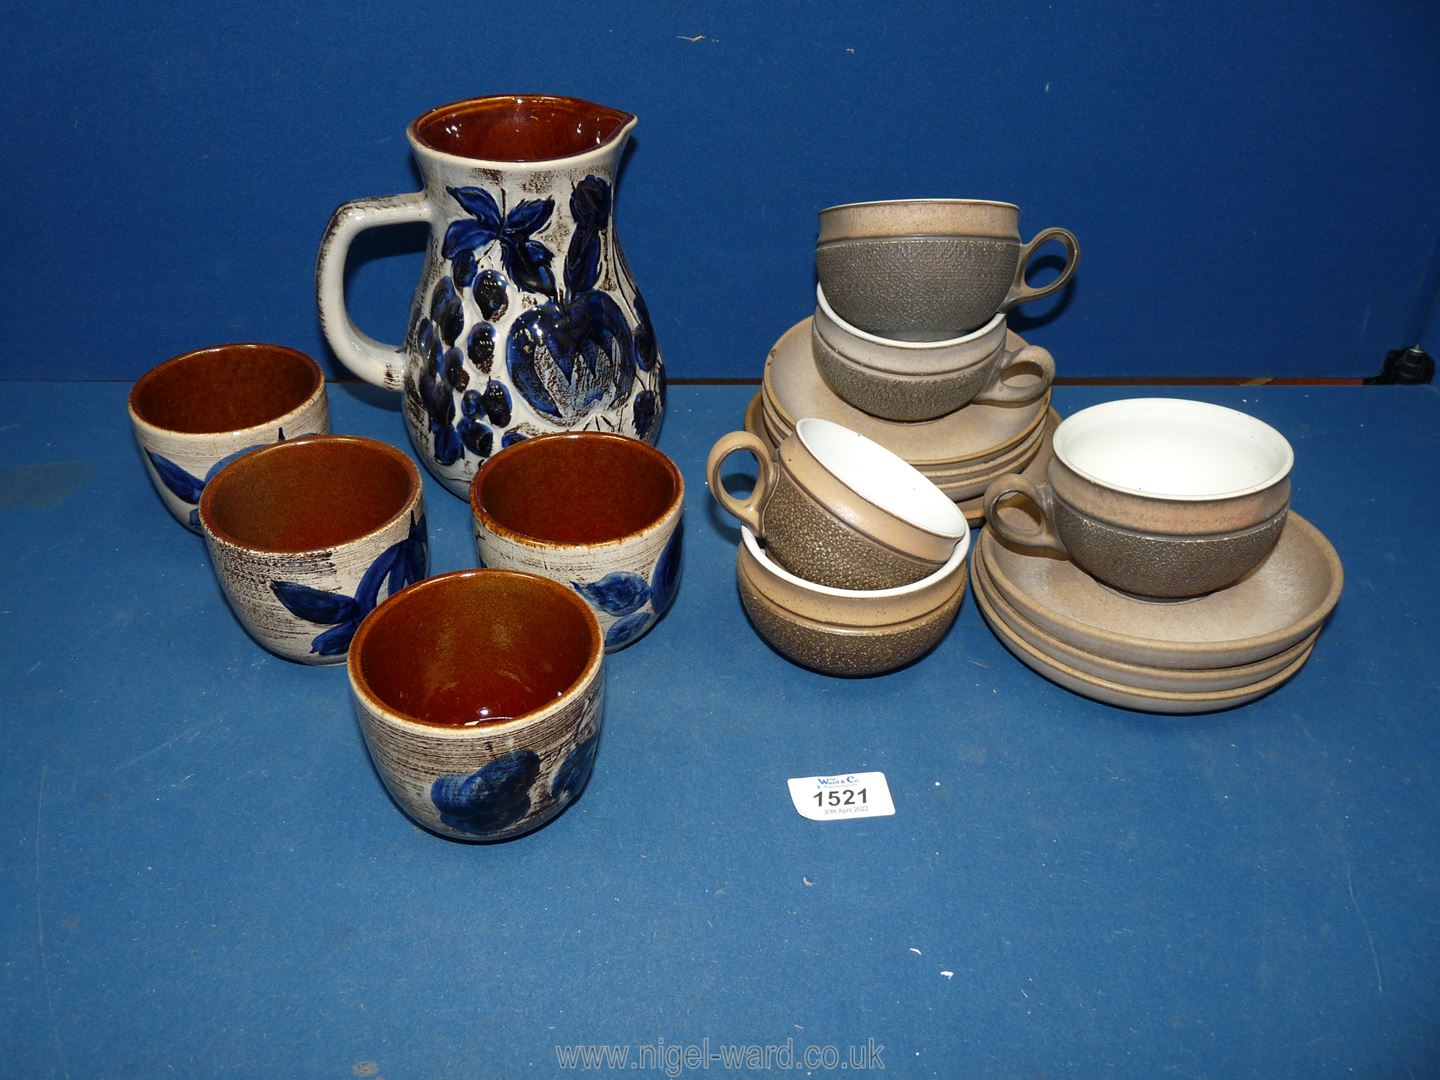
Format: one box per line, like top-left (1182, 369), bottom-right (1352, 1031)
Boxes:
top-left (551, 731), bottom-right (600, 801)
top-left (431, 749), bottom-right (542, 837)
top-left (604, 611), bottom-right (653, 649)
top-left (148, 428), bottom-right (287, 531)
top-left (269, 513), bottom-right (429, 656)
top-left (572, 570), bottom-right (651, 617)
top-left (650, 520), bottom-right (684, 616)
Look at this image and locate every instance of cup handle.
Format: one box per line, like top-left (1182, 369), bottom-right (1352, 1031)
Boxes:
top-left (315, 193), bottom-right (431, 391)
top-left (706, 431), bottom-right (777, 534)
top-left (970, 344), bottom-right (1056, 406)
top-left (982, 474), bottom-right (1067, 556)
top-left (1002, 226), bottom-right (1080, 310)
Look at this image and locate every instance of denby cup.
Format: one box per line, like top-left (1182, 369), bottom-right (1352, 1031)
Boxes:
top-left (469, 432), bottom-right (684, 651)
top-left (129, 343), bottom-right (329, 531)
top-left (198, 435), bottom-right (427, 663)
top-left (815, 199), bottom-right (1080, 340)
top-left (347, 569), bottom-right (605, 841)
top-left (707, 418), bottom-right (969, 590)
top-left (812, 285), bottom-right (1055, 421)
top-left (982, 398), bottom-right (1294, 598)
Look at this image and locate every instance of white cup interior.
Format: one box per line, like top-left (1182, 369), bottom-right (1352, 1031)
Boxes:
top-left (1053, 398), bottom-right (1294, 499)
top-left (796, 418), bottom-right (969, 538)
top-left (816, 283), bottom-right (1005, 351)
top-left (741, 525), bottom-right (969, 597)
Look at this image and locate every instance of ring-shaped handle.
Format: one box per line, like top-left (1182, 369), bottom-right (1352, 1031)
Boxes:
top-left (1002, 226), bottom-right (1080, 310)
top-left (970, 345), bottom-right (1056, 406)
top-left (706, 430), bottom-right (777, 535)
top-left (982, 474), bottom-right (1067, 556)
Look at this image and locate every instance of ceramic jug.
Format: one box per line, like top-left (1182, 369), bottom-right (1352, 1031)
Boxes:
top-left (317, 95), bottom-right (665, 497)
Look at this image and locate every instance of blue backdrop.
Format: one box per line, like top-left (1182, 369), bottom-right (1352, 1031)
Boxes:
top-left (4, 0), bottom-right (1438, 382)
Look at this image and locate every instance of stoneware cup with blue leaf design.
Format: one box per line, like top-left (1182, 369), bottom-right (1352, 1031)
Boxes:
top-left (470, 432), bottom-right (684, 651)
top-left (128, 343), bottom-right (329, 532)
top-left (348, 568), bottom-right (605, 842)
top-left (198, 435), bottom-right (428, 664)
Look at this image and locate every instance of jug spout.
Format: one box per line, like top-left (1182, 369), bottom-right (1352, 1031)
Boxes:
top-left (408, 95), bottom-right (636, 168)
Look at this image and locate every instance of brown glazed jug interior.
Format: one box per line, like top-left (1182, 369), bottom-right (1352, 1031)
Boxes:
top-left (410, 95), bottom-right (635, 163)
top-left (129, 344), bottom-right (320, 434)
top-left (201, 436), bottom-right (417, 552)
top-left (353, 571), bottom-right (599, 727)
top-left (474, 433), bottom-right (680, 545)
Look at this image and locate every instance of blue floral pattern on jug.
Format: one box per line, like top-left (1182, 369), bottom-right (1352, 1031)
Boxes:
top-left (147, 428), bottom-right (286, 532)
top-left (270, 513), bottom-right (429, 656)
top-left (431, 749), bottom-right (542, 837)
top-left (407, 175), bottom-right (663, 475)
top-left (572, 520), bottom-right (683, 649)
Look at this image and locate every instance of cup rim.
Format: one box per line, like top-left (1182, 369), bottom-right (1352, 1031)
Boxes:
top-left (470, 432), bottom-right (684, 549)
top-left (406, 94), bottom-right (637, 169)
top-left (198, 434), bottom-right (422, 555)
top-left (1052, 398), bottom-right (1295, 501)
top-left (815, 284), bottom-right (1007, 352)
top-left (819, 197), bottom-right (1021, 215)
top-left (741, 524), bottom-right (969, 598)
top-left (794, 417), bottom-right (970, 541)
top-left (127, 343), bottom-right (325, 439)
top-left (347, 568), bottom-right (604, 736)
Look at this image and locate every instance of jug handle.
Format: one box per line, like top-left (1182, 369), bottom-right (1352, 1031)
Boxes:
top-left (316, 193), bottom-right (430, 391)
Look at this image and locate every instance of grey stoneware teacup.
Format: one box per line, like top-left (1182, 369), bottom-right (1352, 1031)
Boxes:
top-left (982, 398), bottom-right (1294, 598)
top-left (199, 435), bottom-right (428, 663)
top-left (816, 199), bottom-right (1080, 340)
top-left (469, 432), bottom-right (684, 652)
top-left (812, 284), bottom-right (1055, 422)
top-left (707, 417), bottom-right (969, 590)
top-left (128, 343), bottom-right (329, 532)
top-left (348, 568), bottom-right (604, 842)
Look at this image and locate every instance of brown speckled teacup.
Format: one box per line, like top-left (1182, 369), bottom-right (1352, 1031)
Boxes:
top-left (736, 525), bottom-right (970, 676)
top-left (816, 199), bottom-right (1079, 340)
top-left (348, 569), bottom-right (604, 841)
top-left (813, 286), bottom-right (1054, 422)
top-left (983, 398), bottom-right (1293, 598)
top-left (129, 343), bottom-right (329, 532)
top-left (708, 418), bottom-right (969, 590)
top-left (199, 435), bottom-right (427, 663)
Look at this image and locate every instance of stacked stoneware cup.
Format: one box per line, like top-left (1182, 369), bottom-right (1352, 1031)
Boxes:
top-left (746, 199), bottom-right (1079, 523)
top-left (975, 398), bottom-right (1344, 713)
top-left (709, 198), bottom-right (1079, 674)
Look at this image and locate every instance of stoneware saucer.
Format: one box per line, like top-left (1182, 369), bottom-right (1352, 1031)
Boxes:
top-left (762, 318), bottom-right (1051, 466)
top-left (978, 511), bottom-right (1342, 669)
top-left (971, 547), bottom-right (1322, 693)
top-left (971, 568), bottom-right (1317, 713)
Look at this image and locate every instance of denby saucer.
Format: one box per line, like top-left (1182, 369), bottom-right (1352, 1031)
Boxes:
top-left (971, 548), bottom-right (1322, 693)
top-left (762, 319), bottom-right (1051, 466)
top-left (978, 512), bottom-right (1343, 670)
top-left (971, 569), bottom-right (1318, 714)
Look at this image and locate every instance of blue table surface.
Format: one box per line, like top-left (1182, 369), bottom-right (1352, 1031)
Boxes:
top-left (1, 381), bottom-right (1437, 1079)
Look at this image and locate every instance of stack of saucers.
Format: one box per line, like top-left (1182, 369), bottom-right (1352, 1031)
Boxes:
top-left (974, 399), bottom-right (1344, 713)
top-left (743, 198), bottom-right (1079, 525)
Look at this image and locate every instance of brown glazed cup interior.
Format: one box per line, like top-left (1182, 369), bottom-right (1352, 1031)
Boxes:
top-left (351, 569), bottom-right (601, 728)
top-left (471, 432), bottom-right (682, 546)
top-left (199, 435), bottom-right (419, 553)
top-left (129, 343), bottom-right (322, 435)
top-left (410, 95), bottom-right (634, 163)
